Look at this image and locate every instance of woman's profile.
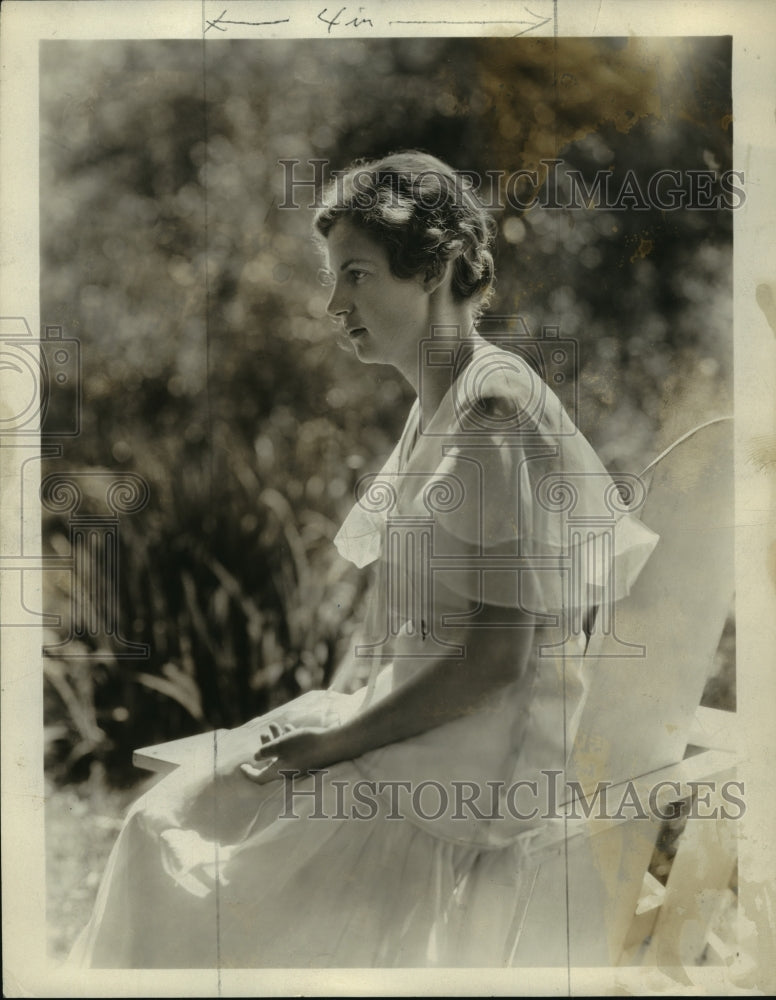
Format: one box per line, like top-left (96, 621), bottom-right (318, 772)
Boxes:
top-left (68, 150), bottom-right (659, 968)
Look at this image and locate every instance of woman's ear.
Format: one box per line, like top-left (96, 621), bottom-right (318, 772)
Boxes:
top-left (422, 259), bottom-right (452, 296)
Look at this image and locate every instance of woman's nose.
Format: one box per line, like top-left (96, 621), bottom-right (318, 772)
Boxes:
top-left (326, 281), bottom-right (351, 319)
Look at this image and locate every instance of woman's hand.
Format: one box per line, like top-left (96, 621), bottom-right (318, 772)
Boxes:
top-left (239, 722), bottom-right (348, 785)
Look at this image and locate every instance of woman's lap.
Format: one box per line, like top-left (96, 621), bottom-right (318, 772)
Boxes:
top-left (70, 690), bottom-right (483, 967)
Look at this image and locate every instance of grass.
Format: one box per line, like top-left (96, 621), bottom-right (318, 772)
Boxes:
top-left (45, 766), bottom-right (157, 962)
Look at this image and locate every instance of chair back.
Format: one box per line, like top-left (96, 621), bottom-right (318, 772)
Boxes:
top-left (512, 418), bottom-right (734, 968)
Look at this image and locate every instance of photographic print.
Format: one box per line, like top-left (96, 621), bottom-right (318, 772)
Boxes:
top-left (1, 1), bottom-right (775, 995)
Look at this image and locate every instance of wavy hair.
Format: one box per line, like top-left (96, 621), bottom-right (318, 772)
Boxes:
top-left (313, 151), bottom-right (497, 316)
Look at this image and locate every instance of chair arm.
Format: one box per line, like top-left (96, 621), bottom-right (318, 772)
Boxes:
top-left (687, 705), bottom-right (738, 752)
top-left (530, 748), bottom-right (738, 853)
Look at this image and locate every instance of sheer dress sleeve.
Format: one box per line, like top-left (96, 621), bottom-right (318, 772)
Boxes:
top-left (334, 344), bottom-right (658, 622)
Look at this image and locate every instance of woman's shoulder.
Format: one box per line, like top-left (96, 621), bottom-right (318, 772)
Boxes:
top-left (453, 341), bottom-right (566, 435)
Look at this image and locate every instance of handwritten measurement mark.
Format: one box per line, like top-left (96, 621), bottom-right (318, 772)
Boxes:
top-left (389, 5), bottom-right (551, 35)
top-left (389, 20), bottom-right (545, 24)
top-left (202, 4), bottom-right (549, 37)
top-left (317, 6), bottom-right (374, 34)
top-left (204, 9), bottom-right (291, 33)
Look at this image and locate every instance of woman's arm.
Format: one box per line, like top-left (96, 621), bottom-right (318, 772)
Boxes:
top-left (241, 595), bottom-right (535, 783)
top-left (336, 602), bottom-right (534, 757)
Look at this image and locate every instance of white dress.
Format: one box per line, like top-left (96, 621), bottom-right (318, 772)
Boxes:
top-left (69, 342), bottom-right (658, 968)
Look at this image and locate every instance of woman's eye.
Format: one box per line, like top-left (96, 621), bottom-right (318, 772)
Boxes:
top-left (317, 268), bottom-right (335, 287)
top-left (349, 269), bottom-right (367, 283)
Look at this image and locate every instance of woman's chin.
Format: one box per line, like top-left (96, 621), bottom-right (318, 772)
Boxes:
top-left (350, 335), bottom-right (376, 361)
top-left (335, 332), bottom-right (373, 362)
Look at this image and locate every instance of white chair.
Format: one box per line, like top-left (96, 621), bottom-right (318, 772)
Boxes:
top-left (510, 416), bottom-right (736, 968)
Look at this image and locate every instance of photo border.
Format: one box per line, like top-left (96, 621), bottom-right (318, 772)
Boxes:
top-left (1, 1), bottom-right (775, 995)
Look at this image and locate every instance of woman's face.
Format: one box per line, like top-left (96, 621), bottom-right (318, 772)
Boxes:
top-left (323, 218), bottom-right (431, 373)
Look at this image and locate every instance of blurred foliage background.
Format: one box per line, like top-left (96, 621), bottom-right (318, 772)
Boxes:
top-left (39, 36), bottom-right (734, 798)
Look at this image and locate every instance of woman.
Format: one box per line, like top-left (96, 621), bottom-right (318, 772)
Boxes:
top-left (69, 151), bottom-right (658, 968)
